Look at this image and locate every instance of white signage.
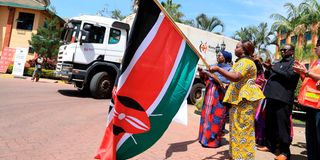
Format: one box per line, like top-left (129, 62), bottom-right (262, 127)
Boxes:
top-left (12, 48), bottom-right (28, 77)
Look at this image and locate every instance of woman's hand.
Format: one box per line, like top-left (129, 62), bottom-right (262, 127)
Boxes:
top-left (209, 66), bottom-right (220, 73)
top-left (262, 61), bottom-right (271, 70)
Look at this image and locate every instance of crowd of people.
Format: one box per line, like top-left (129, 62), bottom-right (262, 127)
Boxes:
top-left (197, 39), bottom-right (320, 160)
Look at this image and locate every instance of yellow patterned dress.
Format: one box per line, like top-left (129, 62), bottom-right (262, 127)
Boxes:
top-left (223, 58), bottom-right (265, 160)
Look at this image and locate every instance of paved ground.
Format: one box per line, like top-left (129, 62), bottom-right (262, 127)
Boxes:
top-left (0, 75), bottom-right (308, 160)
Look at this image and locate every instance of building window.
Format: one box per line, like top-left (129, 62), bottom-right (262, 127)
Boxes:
top-left (108, 28), bottom-right (121, 44)
top-left (280, 39), bottom-right (286, 46)
top-left (291, 36), bottom-right (297, 44)
top-left (305, 31), bottom-right (312, 41)
top-left (16, 12), bottom-right (35, 30)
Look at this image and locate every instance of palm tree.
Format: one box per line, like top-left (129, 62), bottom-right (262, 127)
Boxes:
top-left (111, 9), bottom-right (125, 20)
top-left (161, 0), bottom-right (184, 23)
top-left (131, 0), bottom-right (139, 13)
top-left (255, 23), bottom-right (274, 52)
top-left (270, 3), bottom-right (302, 45)
top-left (195, 13), bottom-right (224, 33)
top-left (299, 0), bottom-right (320, 46)
top-left (233, 26), bottom-right (256, 42)
top-left (233, 23), bottom-right (274, 59)
top-left (183, 19), bottom-right (196, 27)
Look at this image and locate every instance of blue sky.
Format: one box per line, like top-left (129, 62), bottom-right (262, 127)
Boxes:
top-left (51, 0), bottom-right (302, 37)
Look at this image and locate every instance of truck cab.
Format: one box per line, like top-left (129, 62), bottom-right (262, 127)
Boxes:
top-left (56, 15), bottom-right (129, 98)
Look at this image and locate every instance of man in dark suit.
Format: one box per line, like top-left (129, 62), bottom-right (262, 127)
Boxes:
top-left (258, 44), bottom-right (300, 160)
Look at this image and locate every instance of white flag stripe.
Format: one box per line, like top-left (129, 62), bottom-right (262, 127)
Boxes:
top-left (125, 118), bottom-right (148, 131)
top-left (126, 116), bottom-right (149, 129)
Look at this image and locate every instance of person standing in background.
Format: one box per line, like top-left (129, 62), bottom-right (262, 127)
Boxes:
top-left (31, 55), bottom-right (44, 82)
top-left (253, 55), bottom-right (267, 147)
top-left (293, 39), bottom-right (320, 160)
top-left (258, 44), bottom-right (300, 160)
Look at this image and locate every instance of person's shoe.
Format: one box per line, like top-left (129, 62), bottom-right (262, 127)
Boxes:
top-left (274, 154), bottom-right (287, 160)
top-left (257, 146), bottom-right (269, 152)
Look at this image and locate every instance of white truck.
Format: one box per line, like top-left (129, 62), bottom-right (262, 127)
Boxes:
top-left (56, 15), bottom-right (129, 98)
top-left (56, 15), bottom-right (239, 103)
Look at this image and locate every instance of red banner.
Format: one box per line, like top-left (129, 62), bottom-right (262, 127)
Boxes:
top-left (0, 47), bottom-right (15, 73)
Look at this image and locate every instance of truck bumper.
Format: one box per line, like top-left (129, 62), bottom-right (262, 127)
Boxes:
top-left (55, 63), bottom-right (73, 81)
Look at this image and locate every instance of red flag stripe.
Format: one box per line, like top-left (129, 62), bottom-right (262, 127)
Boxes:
top-left (116, 15), bottom-right (183, 111)
top-left (117, 14), bottom-right (165, 90)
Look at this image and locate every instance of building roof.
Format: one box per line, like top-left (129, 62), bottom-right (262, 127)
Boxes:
top-left (0, 0), bottom-right (47, 10)
top-left (0, 0), bottom-right (65, 23)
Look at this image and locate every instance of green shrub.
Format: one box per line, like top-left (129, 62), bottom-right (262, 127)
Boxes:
top-left (6, 65), bottom-right (13, 74)
top-left (6, 65), bottom-right (59, 80)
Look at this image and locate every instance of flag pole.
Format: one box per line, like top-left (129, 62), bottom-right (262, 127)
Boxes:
top-left (152, 0), bottom-right (223, 86)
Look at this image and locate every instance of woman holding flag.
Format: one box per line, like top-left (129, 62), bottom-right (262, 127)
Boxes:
top-left (209, 40), bottom-right (265, 160)
top-left (197, 51), bottom-right (232, 148)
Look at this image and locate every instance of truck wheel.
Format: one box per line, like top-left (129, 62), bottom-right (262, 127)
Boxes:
top-left (188, 83), bottom-right (205, 105)
top-left (90, 72), bottom-right (114, 99)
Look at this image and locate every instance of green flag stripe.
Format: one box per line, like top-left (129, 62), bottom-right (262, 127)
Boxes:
top-left (116, 44), bottom-right (199, 159)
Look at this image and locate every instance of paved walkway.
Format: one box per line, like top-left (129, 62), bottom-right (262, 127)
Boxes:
top-left (0, 76), bottom-right (307, 160)
top-left (133, 106), bottom-right (307, 160)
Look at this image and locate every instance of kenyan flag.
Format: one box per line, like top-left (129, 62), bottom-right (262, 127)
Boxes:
top-left (95, 0), bottom-right (199, 159)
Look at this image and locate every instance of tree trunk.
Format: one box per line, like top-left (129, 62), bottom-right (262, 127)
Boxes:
top-left (275, 31), bottom-right (280, 59)
top-left (297, 33), bottom-right (303, 48)
top-left (311, 23), bottom-right (319, 48)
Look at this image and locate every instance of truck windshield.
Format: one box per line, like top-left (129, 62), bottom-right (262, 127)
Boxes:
top-left (62, 21), bottom-right (81, 44)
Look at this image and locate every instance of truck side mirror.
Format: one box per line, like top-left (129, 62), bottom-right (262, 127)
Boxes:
top-left (80, 30), bottom-right (90, 45)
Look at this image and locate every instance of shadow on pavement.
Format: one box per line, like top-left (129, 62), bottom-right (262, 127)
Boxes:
top-left (57, 89), bottom-right (92, 98)
top-left (293, 123), bottom-right (306, 128)
top-left (165, 139), bottom-right (198, 159)
top-left (292, 142), bottom-right (306, 149)
top-left (202, 150), bottom-right (229, 160)
top-left (291, 154), bottom-right (307, 160)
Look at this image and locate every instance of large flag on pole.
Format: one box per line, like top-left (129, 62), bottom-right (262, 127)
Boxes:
top-left (95, 0), bottom-right (202, 159)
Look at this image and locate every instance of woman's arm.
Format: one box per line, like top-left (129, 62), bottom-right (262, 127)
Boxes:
top-left (209, 66), bottom-right (243, 82)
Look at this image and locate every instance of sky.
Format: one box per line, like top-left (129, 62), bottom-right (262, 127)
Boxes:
top-left (51, 0), bottom-right (303, 38)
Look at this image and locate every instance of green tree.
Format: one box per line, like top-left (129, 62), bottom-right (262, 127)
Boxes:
top-left (132, 0), bottom-right (139, 13)
top-left (161, 0), bottom-right (184, 23)
top-left (270, 2), bottom-right (303, 46)
top-left (233, 26), bottom-right (256, 42)
top-left (96, 4), bottom-right (109, 17)
top-left (195, 13), bottom-right (224, 33)
top-left (299, 0), bottom-right (320, 46)
top-left (233, 23), bottom-right (274, 58)
top-left (111, 9), bottom-right (125, 20)
top-left (295, 43), bottom-right (316, 62)
top-left (29, 16), bottom-right (62, 58)
top-left (183, 19), bottom-right (196, 27)
top-left (255, 23), bottom-right (274, 52)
